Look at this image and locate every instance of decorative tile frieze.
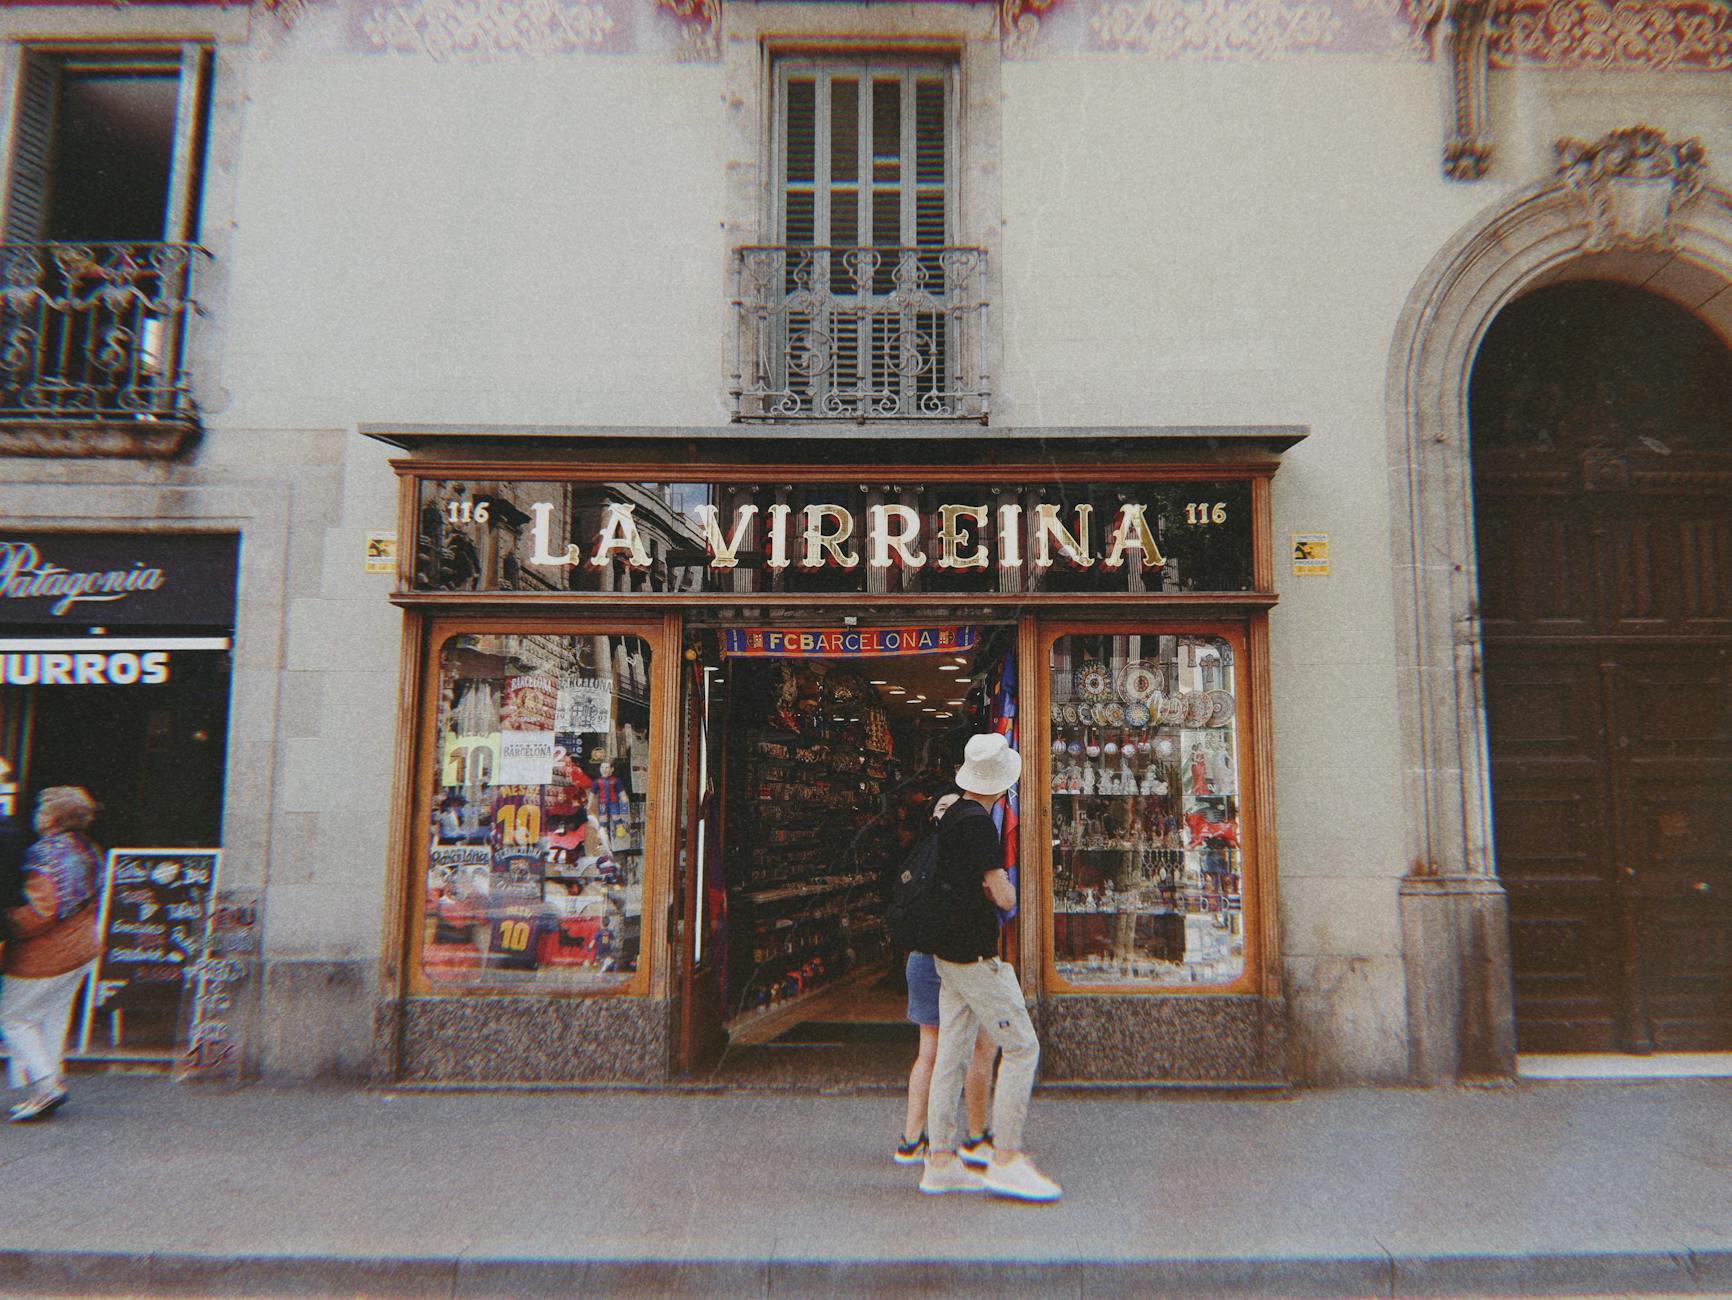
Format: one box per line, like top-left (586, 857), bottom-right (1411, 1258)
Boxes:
top-left (1556, 126), bottom-right (1707, 252)
top-left (1494, 0), bottom-right (1732, 70)
top-left (358, 0), bottom-right (617, 58)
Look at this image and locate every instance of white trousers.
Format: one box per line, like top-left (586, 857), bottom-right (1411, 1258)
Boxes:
top-left (0, 964), bottom-right (91, 1090)
top-left (928, 956), bottom-right (1040, 1155)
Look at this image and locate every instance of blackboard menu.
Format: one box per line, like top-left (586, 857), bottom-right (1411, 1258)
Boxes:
top-left (85, 849), bottom-right (220, 1051)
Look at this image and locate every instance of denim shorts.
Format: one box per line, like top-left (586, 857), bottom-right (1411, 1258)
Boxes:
top-left (905, 951), bottom-right (941, 1028)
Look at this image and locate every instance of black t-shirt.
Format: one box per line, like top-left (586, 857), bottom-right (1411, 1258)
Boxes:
top-left (929, 799), bottom-right (1003, 963)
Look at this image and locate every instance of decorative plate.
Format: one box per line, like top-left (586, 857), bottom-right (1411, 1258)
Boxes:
top-left (1125, 702), bottom-right (1152, 728)
top-left (1078, 703), bottom-right (1097, 726)
top-left (1115, 659), bottom-right (1161, 704)
top-left (1102, 701), bottom-right (1125, 726)
top-left (1051, 704), bottom-right (1064, 727)
top-left (1159, 694), bottom-right (1185, 725)
top-left (1061, 703), bottom-right (1079, 725)
top-left (1075, 659), bottom-right (1113, 704)
top-left (1207, 690), bottom-right (1236, 727)
top-left (1182, 692), bottom-right (1211, 728)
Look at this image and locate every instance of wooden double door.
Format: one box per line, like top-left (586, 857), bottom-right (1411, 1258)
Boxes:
top-left (1472, 282), bottom-right (1732, 1053)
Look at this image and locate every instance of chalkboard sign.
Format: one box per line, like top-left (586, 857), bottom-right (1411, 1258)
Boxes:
top-left (81, 849), bottom-right (221, 1054)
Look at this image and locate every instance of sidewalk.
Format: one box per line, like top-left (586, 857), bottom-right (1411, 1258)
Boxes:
top-left (0, 1075), bottom-right (1727, 1297)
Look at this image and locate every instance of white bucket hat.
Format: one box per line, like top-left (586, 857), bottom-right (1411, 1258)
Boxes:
top-left (955, 732), bottom-right (1022, 797)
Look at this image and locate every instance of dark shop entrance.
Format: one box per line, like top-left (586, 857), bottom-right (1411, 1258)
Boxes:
top-left (684, 620), bottom-right (1020, 1087)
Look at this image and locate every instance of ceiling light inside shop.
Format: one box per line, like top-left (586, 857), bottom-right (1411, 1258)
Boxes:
top-left (934, 711), bottom-right (953, 718)
top-left (888, 688), bottom-right (906, 695)
top-left (937, 664), bottom-right (961, 673)
top-left (952, 657), bottom-right (969, 665)
top-left (947, 699), bottom-right (965, 706)
top-left (922, 707), bottom-right (938, 713)
top-left (868, 679), bottom-right (888, 686)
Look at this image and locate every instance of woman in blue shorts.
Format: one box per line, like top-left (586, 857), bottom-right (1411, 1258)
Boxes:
top-left (896, 792), bottom-right (1000, 1169)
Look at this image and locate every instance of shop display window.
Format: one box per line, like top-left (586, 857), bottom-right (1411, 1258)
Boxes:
top-left (420, 631), bottom-right (653, 992)
top-left (1048, 631), bottom-right (1245, 988)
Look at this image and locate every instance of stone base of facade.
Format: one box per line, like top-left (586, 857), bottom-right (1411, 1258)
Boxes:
top-left (1035, 994), bottom-right (1288, 1084)
top-left (385, 995), bottom-right (671, 1085)
top-left (1399, 875), bottom-right (1517, 1083)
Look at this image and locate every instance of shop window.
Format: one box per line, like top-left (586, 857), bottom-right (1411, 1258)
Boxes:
top-left (420, 631), bottom-right (654, 993)
top-left (0, 46), bottom-right (211, 432)
top-left (1049, 631), bottom-right (1247, 988)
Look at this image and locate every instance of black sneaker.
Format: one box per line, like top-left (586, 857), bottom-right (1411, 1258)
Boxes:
top-left (894, 1131), bottom-right (929, 1166)
top-left (959, 1130), bottom-right (995, 1169)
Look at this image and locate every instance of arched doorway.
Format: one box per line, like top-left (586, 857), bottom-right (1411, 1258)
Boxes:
top-left (1470, 280), bottom-right (1732, 1053)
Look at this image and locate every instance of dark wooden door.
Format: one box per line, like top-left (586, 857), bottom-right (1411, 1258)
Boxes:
top-left (1471, 281), bottom-right (1732, 1053)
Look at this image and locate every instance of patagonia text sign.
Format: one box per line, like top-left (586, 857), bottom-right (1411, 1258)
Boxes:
top-left (722, 625), bottom-right (978, 658)
top-left (0, 534), bottom-right (239, 625)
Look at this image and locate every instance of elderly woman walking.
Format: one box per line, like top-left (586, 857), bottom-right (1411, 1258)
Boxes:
top-left (2, 787), bottom-right (102, 1123)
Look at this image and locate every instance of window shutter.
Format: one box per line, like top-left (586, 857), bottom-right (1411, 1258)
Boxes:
top-left (161, 46), bottom-right (211, 243)
top-left (3, 52), bottom-right (62, 244)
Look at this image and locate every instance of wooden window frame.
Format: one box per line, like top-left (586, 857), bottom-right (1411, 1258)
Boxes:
top-left (398, 614), bottom-right (679, 1002)
top-left (1029, 617), bottom-right (1276, 998)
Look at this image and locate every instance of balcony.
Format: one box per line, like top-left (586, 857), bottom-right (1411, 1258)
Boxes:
top-left (731, 245), bottom-right (988, 423)
top-left (0, 242), bottom-right (206, 458)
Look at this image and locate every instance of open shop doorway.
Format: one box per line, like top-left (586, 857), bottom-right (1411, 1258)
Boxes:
top-left (687, 623), bottom-right (1021, 1089)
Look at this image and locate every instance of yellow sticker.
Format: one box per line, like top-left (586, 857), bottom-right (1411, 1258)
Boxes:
top-left (1291, 533), bottom-right (1329, 577)
top-left (365, 531), bottom-right (397, 574)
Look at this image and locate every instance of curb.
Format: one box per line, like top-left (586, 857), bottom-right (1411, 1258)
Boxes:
top-left (0, 1248), bottom-right (1727, 1297)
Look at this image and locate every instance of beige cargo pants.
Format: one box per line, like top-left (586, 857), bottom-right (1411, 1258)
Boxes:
top-left (927, 955), bottom-right (1040, 1155)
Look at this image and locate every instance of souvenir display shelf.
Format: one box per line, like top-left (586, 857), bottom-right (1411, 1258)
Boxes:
top-left (1049, 635), bottom-right (1244, 987)
top-left (723, 726), bottom-right (896, 1020)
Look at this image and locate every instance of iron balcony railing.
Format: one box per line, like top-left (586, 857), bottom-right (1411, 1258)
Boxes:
top-left (731, 244), bottom-right (989, 422)
top-left (0, 242), bottom-right (204, 429)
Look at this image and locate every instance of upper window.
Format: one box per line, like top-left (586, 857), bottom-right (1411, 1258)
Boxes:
top-left (0, 47), bottom-right (212, 438)
top-left (3, 48), bottom-right (211, 245)
top-left (732, 58), bottom-right (987, 422)
top-left (775, 60), bottom-right (952, 253)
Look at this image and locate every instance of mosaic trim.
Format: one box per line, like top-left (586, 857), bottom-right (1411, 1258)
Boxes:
top-left (358, 0), bottom-right (618, 58)
top-left (1494, 0), bottom-right (1732, 70)
top-left (1008, 0), bottom-right (1429, 59)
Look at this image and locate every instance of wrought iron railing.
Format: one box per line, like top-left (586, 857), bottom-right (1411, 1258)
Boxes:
top-left (0, 242), bottom-right (204, 428)
top-left (731, 245), bottom-right (989, 422)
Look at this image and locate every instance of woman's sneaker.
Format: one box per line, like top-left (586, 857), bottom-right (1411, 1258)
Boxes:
top-left (893, 1131), bottom-right (929, 1165)
top-left (9, 1089), bottom-right (66, 1124)
top-left (980, 1154), bottom-right (1062, 1202)
top-left (918, 1155), bottom-right (986, 1194)
top-left (958, 1130), bottom-right (994, 1169)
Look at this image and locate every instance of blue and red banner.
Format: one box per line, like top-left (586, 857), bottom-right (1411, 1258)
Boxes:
top-left (721, 625), bottom-right (977, 658)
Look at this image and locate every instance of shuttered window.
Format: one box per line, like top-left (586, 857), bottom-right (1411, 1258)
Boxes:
top-left (775, 60), bottom-right (954, 253)
top-left (1, 47), bottom-right (211, 244)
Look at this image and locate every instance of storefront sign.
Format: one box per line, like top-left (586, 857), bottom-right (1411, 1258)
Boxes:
top-left (413, 480), bottom-right (1256, 598)
top-left (0, 533), bottom-right (238, 625)
top-left (722, 625), bottom-right (979, 658)
top-left (86, 849), bottom-right (221, 1041)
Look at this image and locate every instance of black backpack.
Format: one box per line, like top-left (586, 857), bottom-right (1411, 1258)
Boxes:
top-left (887, 800), bottom-right (988, 953)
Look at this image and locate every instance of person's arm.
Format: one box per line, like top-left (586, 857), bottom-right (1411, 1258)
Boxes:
top-left (981, 867), bottom-right (1015, 911)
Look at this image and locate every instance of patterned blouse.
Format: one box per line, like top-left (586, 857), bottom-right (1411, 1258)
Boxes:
top-left (22, 831), bottom-right (99, 920)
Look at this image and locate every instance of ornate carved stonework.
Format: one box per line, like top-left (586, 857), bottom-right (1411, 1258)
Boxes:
top-left (1423, 0), bottom-right (1495, 180)
top-left (1556, 127), bottom-right (1707, 252)
top-left (1495, 0), bottom-right (1732, 70)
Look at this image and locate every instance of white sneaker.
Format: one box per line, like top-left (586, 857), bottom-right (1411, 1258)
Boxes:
top-left (919, 1156), bottom-right (986, 1195)
top-left (980, 1154), bottom-right (1062, 1202)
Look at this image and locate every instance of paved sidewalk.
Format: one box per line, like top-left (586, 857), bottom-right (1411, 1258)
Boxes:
top-left (0, 1076), bottom-right (1727, 1297)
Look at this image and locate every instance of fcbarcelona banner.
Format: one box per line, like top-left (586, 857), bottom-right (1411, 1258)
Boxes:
top-left (722, 626), bottom-right (978, 658)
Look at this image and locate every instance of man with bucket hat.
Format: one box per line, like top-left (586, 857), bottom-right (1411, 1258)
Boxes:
top-left (918, 733), bottom-right (1061, 1202)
